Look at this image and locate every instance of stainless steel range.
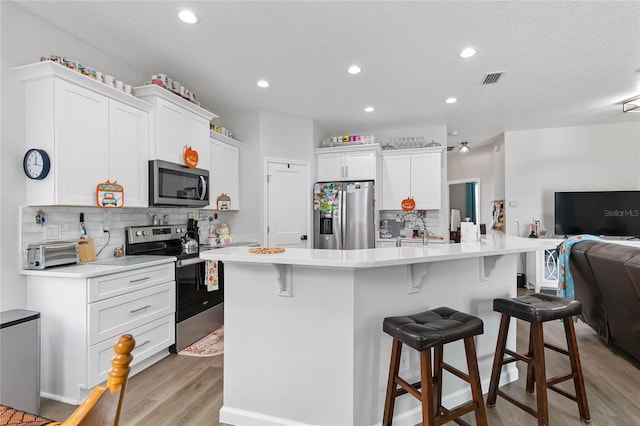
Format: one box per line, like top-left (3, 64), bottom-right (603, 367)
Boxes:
top-left (125, 224), bottom-right (224, 353)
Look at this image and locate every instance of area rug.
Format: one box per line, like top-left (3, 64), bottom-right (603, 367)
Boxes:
top-left (178, 325), bottom-right (224, 357)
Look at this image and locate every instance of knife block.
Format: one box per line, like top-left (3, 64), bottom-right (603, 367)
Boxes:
top-left (76, 238), bottom-right (96, 263)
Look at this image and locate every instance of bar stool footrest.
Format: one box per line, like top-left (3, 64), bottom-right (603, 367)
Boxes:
top-left (496, 390), bottom-right (538, 418)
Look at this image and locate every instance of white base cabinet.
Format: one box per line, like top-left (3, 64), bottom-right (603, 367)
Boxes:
top-left (26, 263), bottom-right (175, 404)
top-left (526, 243), bottom-right (561, 292)
top-left (381, 148), bottom-right (443, 210)
top-left (316, 144), bottom-right (380, 181)
top-left (16, 61), bottom-right (152, 207)
top-left (209, 134), bottom-right (241, 210)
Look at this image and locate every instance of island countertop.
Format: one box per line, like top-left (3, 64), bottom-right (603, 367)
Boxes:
top-left (200, 234), bottom-right (557, 268)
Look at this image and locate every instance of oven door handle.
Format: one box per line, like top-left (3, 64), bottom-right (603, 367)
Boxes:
top-left (176, 258), bottom-right (206, 268)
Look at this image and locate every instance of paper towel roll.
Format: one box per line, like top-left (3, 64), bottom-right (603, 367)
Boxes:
top-left (460, 222), bottom-right (479, 242)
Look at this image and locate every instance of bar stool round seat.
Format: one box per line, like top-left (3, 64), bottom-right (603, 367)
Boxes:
top-left (382, 307), bottom-right (488, 426)
top-left (487, 293), bottom-right (591, 425)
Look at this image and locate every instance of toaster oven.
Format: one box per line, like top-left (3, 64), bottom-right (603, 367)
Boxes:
top-left (25, 241), bottom-right (79, 270)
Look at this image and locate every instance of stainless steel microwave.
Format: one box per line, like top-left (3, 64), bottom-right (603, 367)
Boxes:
top-left (149, 160), bottom-right (209, 207)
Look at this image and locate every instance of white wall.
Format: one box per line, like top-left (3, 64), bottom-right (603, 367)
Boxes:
top-left (259, 110), bottom-right (315, 160)
top-left (504, 121), bottom-right (640, 237)
top-left (221, 111), bottom-right (262, 243)
top-left (222, 110), bottom-right (317, 246)
top-left (0, 2), bottom-right (149, 310)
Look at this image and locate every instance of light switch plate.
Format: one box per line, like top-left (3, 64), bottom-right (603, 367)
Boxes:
top-left (44, 224), bottom-right (62, 240)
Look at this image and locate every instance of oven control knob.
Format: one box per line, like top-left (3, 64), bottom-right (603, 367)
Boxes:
top-left (142, 230), bottom-right (149, 236)
top-left (136, 231), bottom-right (143, 236)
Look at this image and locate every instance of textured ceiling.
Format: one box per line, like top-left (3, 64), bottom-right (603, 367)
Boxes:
top-left (13, 1), bottom-right (640, 147)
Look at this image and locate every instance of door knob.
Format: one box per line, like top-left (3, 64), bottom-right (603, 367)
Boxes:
top-left (300, 235), bottom-right (308, 240)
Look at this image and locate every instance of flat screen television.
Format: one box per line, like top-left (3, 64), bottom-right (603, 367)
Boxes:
top-left (554, 191), bottom-right (640, 237)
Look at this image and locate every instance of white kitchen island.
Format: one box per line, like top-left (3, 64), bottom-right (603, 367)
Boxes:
top-left (200, 235), bottom-right (556, 426)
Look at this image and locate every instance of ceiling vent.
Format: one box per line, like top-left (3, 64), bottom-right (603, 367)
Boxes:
top-left (482, 72), bottom-right (504, 85)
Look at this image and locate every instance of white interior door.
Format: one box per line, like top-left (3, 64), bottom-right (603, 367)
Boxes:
top-left (266, 161), bottom-right (309, 248)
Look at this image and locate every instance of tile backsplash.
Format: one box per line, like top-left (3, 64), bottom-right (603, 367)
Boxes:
top-left (379, 210), bottom-right (442, 239)
top-left (19, 206), bottom-right (232, 266)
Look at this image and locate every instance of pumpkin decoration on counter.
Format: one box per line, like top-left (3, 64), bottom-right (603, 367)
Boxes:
top-left (184, 146), bottom-right (199, 168)
top-left (401, 196), bottom-right (415, 212)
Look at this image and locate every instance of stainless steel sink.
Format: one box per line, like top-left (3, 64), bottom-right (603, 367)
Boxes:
top-left (92, 255), bottom-right (168, 266)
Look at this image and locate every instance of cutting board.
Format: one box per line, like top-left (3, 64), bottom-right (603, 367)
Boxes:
top-left (76, 238), bottom-right (96, 263)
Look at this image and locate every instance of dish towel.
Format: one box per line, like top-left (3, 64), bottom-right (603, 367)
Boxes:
top-left (206, 260), bottom-right (219, 291)
top-left (557, 234), bottom-right (601, 301)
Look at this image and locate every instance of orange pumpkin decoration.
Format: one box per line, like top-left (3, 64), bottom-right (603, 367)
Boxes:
top-left (401, 197), bottom-right (415, 211)
top-left (184, 146), bottom-right (199, 168)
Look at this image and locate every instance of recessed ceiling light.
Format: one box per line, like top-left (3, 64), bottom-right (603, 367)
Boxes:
top-left (178, 9), bottom-right (198, 24)
top-left (445, 97), bottom-right (457, 104)
top-left (257, 80), bottom-right (269, 88)
top-left (348, 65), bottom-right (361, 75)
top-left (460, 47), bottom-right (476, 58)
top-left (364, 106), bottom-right (375, 112)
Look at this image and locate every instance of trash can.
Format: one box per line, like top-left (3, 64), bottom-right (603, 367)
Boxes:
top-left (0, 309), bottom-right (41, 414)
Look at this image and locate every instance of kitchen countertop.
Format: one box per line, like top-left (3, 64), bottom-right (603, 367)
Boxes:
top-left (19, 255), bottom-right (176, 278)
top-left (200, 234), bottom-right (557, 268)
top-left (198, 241), bottom-right (259, 250)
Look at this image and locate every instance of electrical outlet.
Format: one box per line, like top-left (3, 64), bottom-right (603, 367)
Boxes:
top-left (102, 224), bottom-right (110, 232)
top-left (199, 210), bottom-right (208, 220)
top-left (400, 350), bottom-right (410, 372)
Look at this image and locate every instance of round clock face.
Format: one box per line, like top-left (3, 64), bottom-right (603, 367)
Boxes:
top-left (23, 149), bottom-right (51, 180)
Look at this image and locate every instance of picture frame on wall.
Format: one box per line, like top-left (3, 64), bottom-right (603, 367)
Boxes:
top-left (491, 199), bottom-right (505, 232)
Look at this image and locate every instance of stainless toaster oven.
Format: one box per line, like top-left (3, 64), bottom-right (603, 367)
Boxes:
top-left (25, 241), bottom-right (79, 270)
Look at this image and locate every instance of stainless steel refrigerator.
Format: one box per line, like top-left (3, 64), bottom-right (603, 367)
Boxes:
top-left (313, 180), bottom-right (375, 249)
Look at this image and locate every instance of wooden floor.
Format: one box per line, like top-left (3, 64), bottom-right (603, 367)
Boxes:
top-left (41, 307), bottom-right (640, 425)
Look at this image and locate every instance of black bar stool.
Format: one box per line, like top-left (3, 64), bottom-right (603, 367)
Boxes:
top-left (487, 293), bottom-right (590, 425)
top-left (382, 307), bottom-right (488, 426)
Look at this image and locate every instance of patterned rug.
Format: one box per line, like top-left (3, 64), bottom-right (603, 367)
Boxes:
top-left (178, 325), bottom-right (224, 357)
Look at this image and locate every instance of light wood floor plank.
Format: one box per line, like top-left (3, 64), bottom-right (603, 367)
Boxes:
top-left (41, 307), bottom-right (640, 425)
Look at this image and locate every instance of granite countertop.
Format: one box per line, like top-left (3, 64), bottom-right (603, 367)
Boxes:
top-left (200, 235), bottom-right (557, 268)
top-left (20, 255), bottom-right (176, 278)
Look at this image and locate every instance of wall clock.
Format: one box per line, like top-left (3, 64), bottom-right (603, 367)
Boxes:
top-left (23, 148), bottom-right (51, 180)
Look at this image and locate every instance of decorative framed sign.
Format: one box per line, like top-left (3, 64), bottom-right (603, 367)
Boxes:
top-left (216, 193), bottom-right (231, 211)
top-left (96, 181), bottom-right (124, 208)
top-left (491, 199), bottom-right (505, 232)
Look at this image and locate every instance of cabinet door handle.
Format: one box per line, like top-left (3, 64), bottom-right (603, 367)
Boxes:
top-left (130, 277), bottom-right (151, 284)
top-left (134, 339), bottom-right (151, 350)
top-left (130, 304), bottom-right (151, 313)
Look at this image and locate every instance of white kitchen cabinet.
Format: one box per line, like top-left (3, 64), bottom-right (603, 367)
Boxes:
top-left (316, 144), bottom-right (380, 181)
top-left (526, 244), bottom-right (561, 292)
top-left (134, 84), bottom-right (216, 171)
top-left (26, 262), bottom-right (175, 404)
top-left (16, 61), bottom-right (152, 207)
top-left (381, 148), bottom-right (443, 210)
top-left (108, 100), bottom-right (150, 207)
top-left (209, 133), bottom-right (241, 210)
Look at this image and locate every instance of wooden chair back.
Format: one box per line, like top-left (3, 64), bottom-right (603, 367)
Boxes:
top-left (54, 334), bottom-right (135, 426)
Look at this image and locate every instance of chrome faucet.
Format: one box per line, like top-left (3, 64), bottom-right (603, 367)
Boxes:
top-left (396, 212), bottom-right (428, 246)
